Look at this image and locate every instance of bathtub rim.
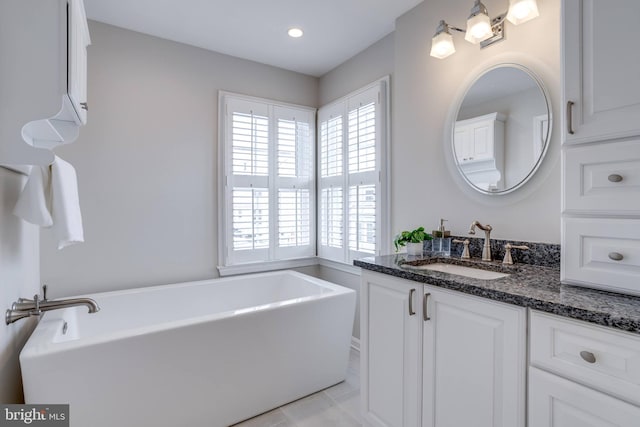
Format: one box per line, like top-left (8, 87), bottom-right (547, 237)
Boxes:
top-left (20, 270), bottom-right (356, 359)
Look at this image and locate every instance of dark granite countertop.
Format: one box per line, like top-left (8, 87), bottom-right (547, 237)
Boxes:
top-left (354, 253), bottom-right (640, 335)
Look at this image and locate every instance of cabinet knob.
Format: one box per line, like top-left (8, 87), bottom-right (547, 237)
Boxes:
top-left (80, 102), bottom-right (88, 111)
top-left (608, 252), bottom-right (624, 261)
top-left (607, 174), bottom-right (623, 183)
top-left (579, 350), bottom-right (596, 364)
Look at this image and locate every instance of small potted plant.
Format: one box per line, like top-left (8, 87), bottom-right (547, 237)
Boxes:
top-left (393, 227), bottom-right (432, 255)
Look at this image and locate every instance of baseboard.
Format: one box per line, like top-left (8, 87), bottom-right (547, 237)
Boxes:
top-left (350, 336), bottom-right (360, 352)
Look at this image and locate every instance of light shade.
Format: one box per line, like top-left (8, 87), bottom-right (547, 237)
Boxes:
top-left (430, 31), bottom-right (456, 59)
top-left (465, 12), bottom-right (492, 43)
top-left (506, 0), bottom-right (539, 25)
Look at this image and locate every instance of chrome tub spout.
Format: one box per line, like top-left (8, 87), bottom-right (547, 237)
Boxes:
top-left (5, 285), bottom-right (99, 325)
top-left (12, 298), bottom-right (100, 314)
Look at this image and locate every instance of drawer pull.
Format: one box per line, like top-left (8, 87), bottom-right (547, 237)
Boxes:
top-left (608, 252), bottom-right (624, 261)
top-left (409, 289), bottom-right (416, 316)
top-left (567, 101), bottom-right (575, 135)
top-left (423, 293), bottom-right (431, 321)
top-left (580, 350), bottom-right (597, 364)
top-left (607, 174), bottom-right (623, 183)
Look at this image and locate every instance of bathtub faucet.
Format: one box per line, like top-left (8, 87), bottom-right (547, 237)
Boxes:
top-left (5, 284), bottom-right (100, 325)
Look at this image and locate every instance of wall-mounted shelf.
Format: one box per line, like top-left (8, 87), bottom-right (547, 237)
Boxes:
top-left (0, 0), bottom-right (90, 167)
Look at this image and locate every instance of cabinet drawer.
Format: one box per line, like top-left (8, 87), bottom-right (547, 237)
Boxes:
top-left (563, 140), bottom-right (640, 214)
top-left (529, 366), bottom-right (640, 427)
top-left (530, 311), bottom-right (640, 406)
top-left (562, 217), bottom-right (640, 295)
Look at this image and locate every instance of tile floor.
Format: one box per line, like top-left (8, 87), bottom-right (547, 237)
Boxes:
top-left (231, 348), bottom-right (361, 427)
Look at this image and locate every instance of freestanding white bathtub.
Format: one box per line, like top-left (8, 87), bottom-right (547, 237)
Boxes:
top-left (20, 271), bottom-right (356, 427)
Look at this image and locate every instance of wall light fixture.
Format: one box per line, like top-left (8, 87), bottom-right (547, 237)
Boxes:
top-left (430, 0), bottom-right (539, 59)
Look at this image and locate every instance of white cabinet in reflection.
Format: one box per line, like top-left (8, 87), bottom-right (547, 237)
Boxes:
top-left (454, 112), bottom-right (505, 192)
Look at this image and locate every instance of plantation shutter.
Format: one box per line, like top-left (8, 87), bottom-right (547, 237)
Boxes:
top-left (347, 88), bottom-right (380, 261)
top-left (318, 103), bottom-right (346, 261)
top-left (274, 106), bottom-right (315, 260)
top-left (318, 82), bottom-right (384, 263)
top-left (223, 95), bottom-right (315, 266)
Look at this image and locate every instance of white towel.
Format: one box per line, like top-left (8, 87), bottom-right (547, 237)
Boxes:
top-left (14, 156), bottom-right (84, 249)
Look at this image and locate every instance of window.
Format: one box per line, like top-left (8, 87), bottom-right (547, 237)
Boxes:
top-left (219, 78), bottom-right (389, 273)
top-left (220, 93), bottom-right (315, 267)
top-left (318, 79), bottom-right (389, 264)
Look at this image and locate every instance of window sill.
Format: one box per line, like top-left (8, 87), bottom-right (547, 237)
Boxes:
top-left (218, 256), bottom-right (364, 277)
top-left (317, 258), bottom-right (362, 275)
top-left (217, 257), bottom-right (319, 277)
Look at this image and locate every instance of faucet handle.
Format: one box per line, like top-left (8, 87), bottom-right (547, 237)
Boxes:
top-left (453, 239), bottom-right (471, 259)
top-left (42, 284), bottom-right (48, 301)
top-left (503, 243), bottom-right (529, 265)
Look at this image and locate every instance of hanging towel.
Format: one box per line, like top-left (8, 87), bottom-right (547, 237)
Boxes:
top-left (14, 156), bottom-right (84, 249)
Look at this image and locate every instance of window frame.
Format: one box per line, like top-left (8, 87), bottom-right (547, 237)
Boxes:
top-left (317, 77), bottom-right (391, 265)
top-left (218, 91), bottom-right (317, 275)
top-left (217, 77), bottom-right (390, 275)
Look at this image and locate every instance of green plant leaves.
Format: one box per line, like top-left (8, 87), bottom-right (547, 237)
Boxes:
top-left (393, 226), bottom-right (433, 251)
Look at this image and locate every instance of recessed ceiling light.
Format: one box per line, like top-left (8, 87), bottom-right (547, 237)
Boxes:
top-left (288, 28), bottom-right (304, 38)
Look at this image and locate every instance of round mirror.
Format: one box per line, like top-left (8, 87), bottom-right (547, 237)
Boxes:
top-left (452, 63), bottom-right (551, 195)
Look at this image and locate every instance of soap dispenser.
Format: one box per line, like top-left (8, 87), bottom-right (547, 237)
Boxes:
top-left (432, 218), bottom-right (451, 256)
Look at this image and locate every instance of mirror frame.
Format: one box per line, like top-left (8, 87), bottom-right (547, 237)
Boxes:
top-left (449, 62), bottom-right (553, 196)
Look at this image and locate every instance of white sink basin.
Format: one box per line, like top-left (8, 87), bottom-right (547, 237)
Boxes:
top-left (409, 263), bottom-right (510, 280)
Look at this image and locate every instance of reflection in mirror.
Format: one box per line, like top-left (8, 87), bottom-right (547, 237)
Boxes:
top-left (453, 64), bottom-right (551, 194)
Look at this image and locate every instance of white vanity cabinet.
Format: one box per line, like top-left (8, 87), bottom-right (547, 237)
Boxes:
top-left (528, 311), bottom-right (640, 426)
top-left (360, 271), bottom-right (526, 427)
top-left (563, 0), bottom-right (640, 144)
top-left (0, 0), bottom-right (90, 166)
top-left (422, 286), bottom-right (526, 427)
top-left (361, 271), bottom-right (422, 427)
top-left (561, 0), bottom-right (640, 295)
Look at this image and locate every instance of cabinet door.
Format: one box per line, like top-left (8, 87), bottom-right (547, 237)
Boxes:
top-left (454, 127), bottom-right (471, 163)
top-left (68, 0), bottom-right (90, 125)
top-left (422, 287), bottom-right (526, 427)
top-left (529, 367), bottom-right (640, 427)
top-left (361, 271), bottom-right (421, 427)
top-left (563, 0), bottom-right (640, 144)
top-left (469, 123), bottom-right (493, 162)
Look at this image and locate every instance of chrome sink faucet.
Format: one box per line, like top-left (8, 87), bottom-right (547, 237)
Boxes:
top-left (5, 285), bottom-right (99, 325)
top-left (469, 220), bottom-right (493, 261)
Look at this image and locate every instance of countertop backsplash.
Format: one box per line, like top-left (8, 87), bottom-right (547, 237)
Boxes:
top-left (424, 236), bottom-right (561, 268)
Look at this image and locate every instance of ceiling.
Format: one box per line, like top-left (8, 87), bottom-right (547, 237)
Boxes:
top-left (83, 0), bottom-right (424, 77)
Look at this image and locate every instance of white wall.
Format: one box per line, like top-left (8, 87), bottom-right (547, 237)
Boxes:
top-left (392, 0), bottom-right (561, 243)
top-left (319, 33), bottom-right (395, 106)
top-left (0, 168), bottom-right (40, 403)
top-left (317, 33), bottom-right (396, 340)
top-left (40, 21), bottom-right (319, 298)
top-left (317, 0), bottom-right (560, 338)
